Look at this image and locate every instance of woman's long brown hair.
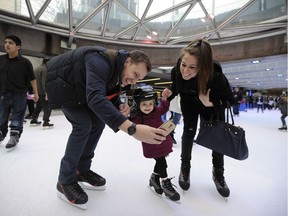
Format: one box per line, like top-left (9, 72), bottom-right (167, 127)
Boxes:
top-left (180, 39), bottom-right (213, 94)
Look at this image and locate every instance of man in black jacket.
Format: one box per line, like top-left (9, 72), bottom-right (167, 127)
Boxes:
top-left (46, 46), bottom-right (166, 209)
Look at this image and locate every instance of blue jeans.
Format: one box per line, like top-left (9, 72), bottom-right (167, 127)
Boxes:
top-left (59, 105), bottom-right (105, 184)
top-left (0, 92), bottom-right (27, 138)
top-left (170, 111), bottom-right (181, 125)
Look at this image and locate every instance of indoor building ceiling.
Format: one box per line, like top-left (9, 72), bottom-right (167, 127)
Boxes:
top-left (0, 0), bottom-right (287, 90)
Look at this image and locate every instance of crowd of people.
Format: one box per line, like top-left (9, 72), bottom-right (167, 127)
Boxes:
top-left (0, 35), bottom-right (286, 210)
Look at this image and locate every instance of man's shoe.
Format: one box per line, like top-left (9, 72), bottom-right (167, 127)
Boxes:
top-left (5, 130), bottom-right (19, 152)
top-left (25, 114), bottom-right (33, 119)
top-left (43, 122), bottom-right (54, 129)
top-left (278, 126), bottom-right (287, 131)
top-left (30, 119), bottom-right (41, 126)
top-left (212, 167), bottom-right (230, 198)
top-left (76, 170), bottom-right (106, 190)
top-left (57, 182), bottom-right (88, 209)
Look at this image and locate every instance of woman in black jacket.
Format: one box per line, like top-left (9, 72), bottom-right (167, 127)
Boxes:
top-left (167, 39), bottom-right (235, 198)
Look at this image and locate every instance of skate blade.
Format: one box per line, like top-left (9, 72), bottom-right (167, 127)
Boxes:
top-left (42, 126), bottom-right (54, 130)
top-left (57, 191), bottom-right (87, 210)
top-left (6, 145), bottom-right (18, 152)
top-left (147, 185), bottom-right (163, 197)
top-left (30, 124), bottom-right (41, 127)
top-left (164, 196), bottom-right (181, 204)
top-left (79, 182), bottom-right (106, 191)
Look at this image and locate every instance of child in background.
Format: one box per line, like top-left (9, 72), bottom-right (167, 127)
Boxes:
top-left (129, 87), bottom-right (180, 202)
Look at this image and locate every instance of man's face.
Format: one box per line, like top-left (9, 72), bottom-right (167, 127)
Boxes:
top-left (121, 57), bottom-right (148, 87)
top-left (4, 39), bottom-right (20, 56)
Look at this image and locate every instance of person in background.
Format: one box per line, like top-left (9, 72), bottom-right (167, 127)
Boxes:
top-left (30, 58), bottom-right (54, 129)
top-left (256, 94), bottom-right (264, 113)
top-left (129, 87), bottom-right (180, 202)
top-left (169, 94), bottom-right (182, 144)
top-left (24, 84), bottom-right (35, 120)
top-left (0, 35), bottom-right (39, 151)
top-left (166, 38), bottom-right (235, 198)
top-left (45, 46), bottom-right (167, 209)
top-left (232, 87), bottom-right (243, 116)
top-left (277, 92), bottom-right (287, 131)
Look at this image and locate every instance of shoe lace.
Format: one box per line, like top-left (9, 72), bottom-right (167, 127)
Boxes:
top-left (85, 170), bottom-right (99, 179)
top-left (164, 177), bottom-right (177, 192)
top-left (68, 182), bottom-right (85, 196)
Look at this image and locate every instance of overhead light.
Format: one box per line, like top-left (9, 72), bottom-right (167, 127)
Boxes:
top-left (137, 78), bottom-right (160, 83)
top-left (235, 77), bottom-right (239, 80)
top-left (251, 60), bottom-right (261, 64)
top-left (154, 81), bottom-right (172, 85)
top-left (158, 66), bottom-right (173, 70)
top-left (208, 14), bottom-right (214, 20)
top-left (151, 31), bottom-right (158, 36)
top-left (278, 74), bottom-right (283, 77)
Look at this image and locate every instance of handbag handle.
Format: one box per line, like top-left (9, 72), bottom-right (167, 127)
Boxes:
top-left (226, 101), bottom-right (235, 125)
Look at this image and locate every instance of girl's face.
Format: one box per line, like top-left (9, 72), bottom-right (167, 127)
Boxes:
top-left (139, 99), bottom-right (155, 114)
top-left (180, 52), bottom-right (199, 80)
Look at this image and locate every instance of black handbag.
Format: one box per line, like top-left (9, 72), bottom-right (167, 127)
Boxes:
top-left (195, 102), bottom-right (249, 160)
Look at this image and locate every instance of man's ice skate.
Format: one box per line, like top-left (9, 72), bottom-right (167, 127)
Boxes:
top-left (212, 167), bottom-right (230, 200)
top-left (5, 130), bottom-right (19, 152)
top-left (30, 119), bottom-right (42, 126)
top-left (76, 170), bottom-right (106, 190)
top-left (57, 182), bottom-right (88, 210)
top-left (42, 122), bottom-right (54, 130)
top-left (161, 177), bottom-right (180, 203)
top-left (178, 162), bottom-right (191, 191)
top-left (278, 126), bottom-right (287, 131)
top-left (148, 173), bottom-right (163, 196)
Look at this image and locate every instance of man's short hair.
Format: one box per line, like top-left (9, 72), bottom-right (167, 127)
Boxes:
top-left (5, 35), bottom-right (22, 46)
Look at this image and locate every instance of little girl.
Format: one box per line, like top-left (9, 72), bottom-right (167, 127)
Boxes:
top-left (129, 87), bottom-right (180, 202)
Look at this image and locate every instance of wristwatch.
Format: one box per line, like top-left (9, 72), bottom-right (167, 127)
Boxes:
top-left (128, 123), bottom-right (137, 136)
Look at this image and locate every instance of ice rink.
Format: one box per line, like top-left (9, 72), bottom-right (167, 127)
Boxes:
top-left (0, 108), bottom-right (287, 216)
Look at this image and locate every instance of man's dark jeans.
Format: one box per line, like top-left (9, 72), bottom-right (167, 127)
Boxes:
top-left (0, 92), bottom-right (27, 138)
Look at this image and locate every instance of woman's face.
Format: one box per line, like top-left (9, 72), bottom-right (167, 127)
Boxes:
top-left (180, 52), bottom-right (199, 80)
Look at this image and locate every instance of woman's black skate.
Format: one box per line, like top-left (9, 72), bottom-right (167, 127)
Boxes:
top-left (212, 167), bottom-right (230, 198)
top-left (178, 162), bottom-right (191, 191)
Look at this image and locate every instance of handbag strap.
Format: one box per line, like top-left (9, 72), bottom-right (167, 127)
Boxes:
top-left (226, 101), bottom-right (235, 125)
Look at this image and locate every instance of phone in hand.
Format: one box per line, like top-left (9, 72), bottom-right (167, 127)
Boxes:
top-left (159, 120), bottom-right (176, 136)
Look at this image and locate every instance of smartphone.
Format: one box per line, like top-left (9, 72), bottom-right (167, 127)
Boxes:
top-left (159, 120), bottom-right (176, 136)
